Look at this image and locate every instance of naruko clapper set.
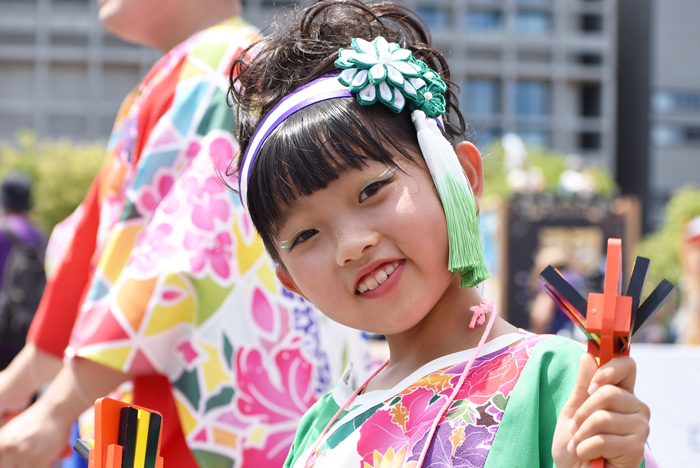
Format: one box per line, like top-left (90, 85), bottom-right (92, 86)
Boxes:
top-left (540, 238), bottom-right (674, 468)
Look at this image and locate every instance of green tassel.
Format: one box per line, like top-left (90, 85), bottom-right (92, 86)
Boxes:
top-left (442, 172), bottom-right (490, 288)
top-left (412, 111), bottom-right (490, 288)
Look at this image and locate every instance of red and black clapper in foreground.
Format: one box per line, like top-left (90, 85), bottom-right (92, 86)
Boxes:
top-left (73, 397), bottom-right (164, 468)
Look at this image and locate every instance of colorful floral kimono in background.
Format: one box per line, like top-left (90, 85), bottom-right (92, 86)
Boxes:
top-left (27, 17), bottom-right (368, 468)
top-left (285, 333), bottom-right (657, 468)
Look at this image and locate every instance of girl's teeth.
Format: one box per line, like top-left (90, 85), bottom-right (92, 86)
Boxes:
top-left (357, 261), bottom-right (402, 294)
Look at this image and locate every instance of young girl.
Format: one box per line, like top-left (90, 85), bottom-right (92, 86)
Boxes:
top-left (230, 1), bottom-right (655, 466)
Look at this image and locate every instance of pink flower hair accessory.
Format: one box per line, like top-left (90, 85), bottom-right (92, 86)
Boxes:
top-left (469, 299), bottom-right (494, 329)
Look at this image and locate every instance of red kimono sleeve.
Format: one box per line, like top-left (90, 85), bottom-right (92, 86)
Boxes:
top-left (27, 175), bottom-right (102, 357)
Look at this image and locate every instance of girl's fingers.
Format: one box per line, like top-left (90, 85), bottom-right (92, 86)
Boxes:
top-left (571, 433), bottom-right (647, 466)
top-left (572, 383), bottom-right (650, 430)
top-left (570, 409), bottom-right (650, 449)
top-left (588, 355), bottom-right (637, 395)
top-left (561, 352), bottom-right (599, 419)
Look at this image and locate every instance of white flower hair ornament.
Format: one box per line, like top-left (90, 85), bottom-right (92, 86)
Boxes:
top-left (336, 37), bottom-right (489, 288)
top-left (335, 37), bottom-right (447, 117)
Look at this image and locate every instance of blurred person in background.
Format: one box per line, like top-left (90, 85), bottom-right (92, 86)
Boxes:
top-left (0, 1), bottom-right (367, 467)
top-left (0, 172), bottom-right (46, 371)
top-left (528, 246), bottom-right (587, 340)
top-left (674, 216), bottom-right (700, 344)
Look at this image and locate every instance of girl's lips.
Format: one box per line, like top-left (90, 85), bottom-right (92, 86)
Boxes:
top-left (356, 260), bottom-right (405, 299)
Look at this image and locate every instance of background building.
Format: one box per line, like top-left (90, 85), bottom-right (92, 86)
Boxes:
top-left (648, 0), bottom-right (700, 227)
top-left (0, 0), bottom-right (160, 140)
top-left (1, 0), bottom-right (698, 228)
top-left (1, 0), bottom-right (618, 171)
top-left (404, 0), bottom-right (617, 175)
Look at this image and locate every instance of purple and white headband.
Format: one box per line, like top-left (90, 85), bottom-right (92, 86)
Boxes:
top-left (238, 75), bottom-right (352, 213)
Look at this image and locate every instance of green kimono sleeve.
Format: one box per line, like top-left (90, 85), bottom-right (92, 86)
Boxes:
top-left (283, 389), bottom-right (342, 468)
top-left (484, 336), bottom-right (645, 468)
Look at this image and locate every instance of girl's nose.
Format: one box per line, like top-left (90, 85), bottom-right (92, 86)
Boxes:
top-left (335, 227), bottom-right (381, 266)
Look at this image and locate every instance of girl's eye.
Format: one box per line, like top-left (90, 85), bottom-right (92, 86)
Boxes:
top-left (360, 174), bottom-right (393, 202)
top-left (289, 229), bottom-right (318, 249)
top-left (360, 181), bottom-right (384, 201)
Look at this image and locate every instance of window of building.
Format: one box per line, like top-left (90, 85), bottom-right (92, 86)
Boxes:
top-left (463, 10), bottom-right (503, 32)
top-left (652, 123), bottom-right (700, 146)
top-left (0, 61), bottom-right (35, 98)
top-left (467, 48), bottom-right (502, 62)
top-left (103, 34), bottom-right (139, 49)
top-left (462, 79), bottom-right (501, 117)
top-left (48, 114), bottom-right (87, 138)
top-left (517, 49), bottom-right (552, 63)
top-left (50, 32), bottom-right (89, 47)
top-left (515, 80), bottom-right (549, 117)
top-left (49, 62), bottom-right (88, 100)
top-left (577, 52), bottom-right (603, 66)
top-left (580, 83), bottom-right (601, 117)
top-left (580, 14), bottom-right (603, 32)
top-left (517, 0), bottom-right (550, 6)
top-left (515, 11), bottom-right (552, 35)
top-left (579, 132), bottom-right (601, 150)
top-left (0, 31), bottom-right (35, 46)
top-left (652, 90), bottom-right (700, 113)
top-left (516, 129), bottom-right (549, 147)
top-left (103, 63), bottom-right (141, 101)
top-left (416, 7), bottom-right (450, 29)
top-left (0, 114), bottom-right (33, 140)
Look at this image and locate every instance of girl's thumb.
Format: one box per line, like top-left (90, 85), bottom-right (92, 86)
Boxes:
top-left (561, 352), bottom-right (598, 418)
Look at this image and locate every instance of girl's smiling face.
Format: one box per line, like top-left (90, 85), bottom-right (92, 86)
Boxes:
top-left (275, 155), bottom-right (467, 335)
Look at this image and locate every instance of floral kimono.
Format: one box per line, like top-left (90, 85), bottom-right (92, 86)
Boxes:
top-left (28, 17), bottom-right (367, 468)
top-left (285, 333), bottom-right (656, 468)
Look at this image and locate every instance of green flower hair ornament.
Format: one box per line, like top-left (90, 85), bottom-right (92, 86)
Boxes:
top-left (335, 37), bottom-right (447, 118)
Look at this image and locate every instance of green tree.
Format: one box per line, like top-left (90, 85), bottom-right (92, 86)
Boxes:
top-left (637, 186), bottom-right (700, 288)
top-left (0, 132), bottom-right (105, 233)
top-left (480, 143), bottom-right (616, 202)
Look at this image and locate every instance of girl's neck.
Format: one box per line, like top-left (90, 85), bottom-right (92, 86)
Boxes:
top-left (367, 276), bottom-right (518, 392)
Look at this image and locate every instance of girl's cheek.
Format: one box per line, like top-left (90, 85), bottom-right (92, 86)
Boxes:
top-left (395, 187), bottom-right (417, 216)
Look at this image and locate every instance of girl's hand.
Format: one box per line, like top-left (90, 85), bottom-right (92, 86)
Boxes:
top-left (0, 398), bottom-right (71, 468)
top-left (553, 353), bottom-right (650, 468)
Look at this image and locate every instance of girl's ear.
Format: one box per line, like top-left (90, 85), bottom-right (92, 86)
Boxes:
top-left (275, 266), bottom-right (309, 301)
top-left (454, 141), bottom-right (484, 204)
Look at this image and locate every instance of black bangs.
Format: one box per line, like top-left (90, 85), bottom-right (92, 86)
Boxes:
top-left (247, 97), bottom-right (420, 264)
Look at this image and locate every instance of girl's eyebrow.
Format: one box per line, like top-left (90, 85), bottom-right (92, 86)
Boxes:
top-left (275, 204), bottom-right (300, 235)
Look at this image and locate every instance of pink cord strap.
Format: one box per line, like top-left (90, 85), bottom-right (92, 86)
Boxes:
top-left (414, 300), bottom-right (498, 468)
top-left (302, 360), bottom-right (389, 467)
top-left (469, 299), bottom-right (493, 329)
